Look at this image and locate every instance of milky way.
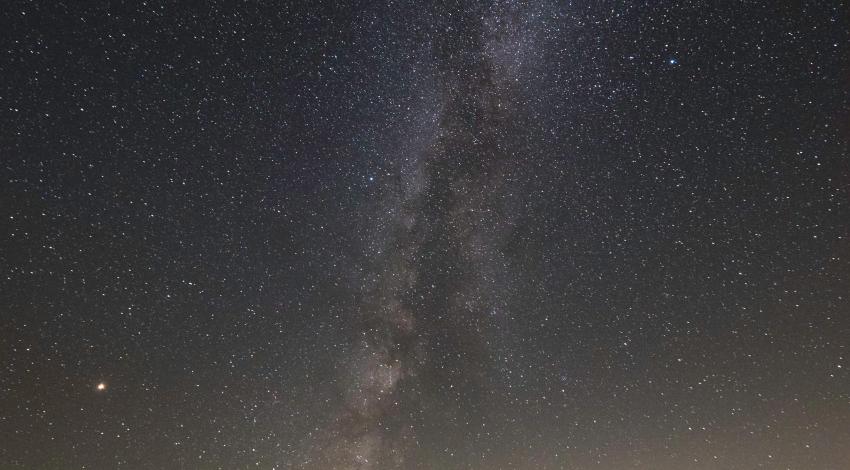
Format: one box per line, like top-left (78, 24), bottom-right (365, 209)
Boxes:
top-left (316, 5), bottom-right (541, 467)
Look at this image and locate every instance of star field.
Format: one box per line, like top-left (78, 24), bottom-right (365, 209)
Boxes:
top-left (1, 2), bottom-right (849, 469)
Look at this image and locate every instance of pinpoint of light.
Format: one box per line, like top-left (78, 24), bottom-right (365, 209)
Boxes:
top-left (668, 58), bottom-right (678, 65)
top-left (96, 382), bottom-right (107, 391)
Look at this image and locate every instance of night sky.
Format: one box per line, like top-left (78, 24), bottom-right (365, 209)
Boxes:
top-left (2, 2), bottom-right (849, 469)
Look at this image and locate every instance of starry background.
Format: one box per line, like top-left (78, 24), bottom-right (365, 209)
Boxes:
top-left (1, 1), bottom-right (849, 469)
